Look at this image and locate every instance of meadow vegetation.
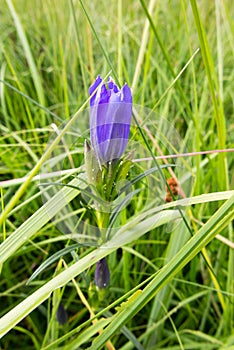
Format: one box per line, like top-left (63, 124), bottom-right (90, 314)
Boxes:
top-left (0, 1), bottom-right (234, 349)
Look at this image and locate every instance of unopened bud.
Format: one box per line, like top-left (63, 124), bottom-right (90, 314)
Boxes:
top-left (94, 258), bottom-right (110, 289)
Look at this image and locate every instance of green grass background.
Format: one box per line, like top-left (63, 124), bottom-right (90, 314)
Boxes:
top-left (0, 0), bottom-right (234, 349)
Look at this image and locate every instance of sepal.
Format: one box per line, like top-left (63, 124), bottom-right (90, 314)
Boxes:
top-left (84, 140), bottom-right (102, 186)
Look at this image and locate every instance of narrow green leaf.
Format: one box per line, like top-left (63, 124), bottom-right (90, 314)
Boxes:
top-left (190, 0), bottom-right (227, 189)
top-left (0, 209), bottom-right (180, 337)
top-left (6, 0), bottom-right (45, 107)
top-left (27, 243), bottom-right (83, 285)
top-left (87, 194), bottom-right (234, 349)
top-left (0, 177), bottom-right (81, 265)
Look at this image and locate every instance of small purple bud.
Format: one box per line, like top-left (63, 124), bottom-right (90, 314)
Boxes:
top-left (94, 258), bottom-right (110, 289)
top-left (56, 302), bottom-right (68, 325)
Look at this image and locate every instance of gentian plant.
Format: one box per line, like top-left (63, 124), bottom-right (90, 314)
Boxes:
top-left (85, 76), bottom-right (132, 289)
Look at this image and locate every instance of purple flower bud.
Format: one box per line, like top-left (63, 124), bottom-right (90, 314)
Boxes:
top-left (94, 258), bottom-right (110, 289)
top-left (56, 302), bottom-right (68, 325)
top-left (89, 76), bottom-right (132, 165)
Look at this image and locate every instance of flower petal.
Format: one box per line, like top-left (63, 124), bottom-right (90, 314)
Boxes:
top-left (89, 75), bottom-right (102, 106)
top-left (121, 83), bottom-right (132, 103)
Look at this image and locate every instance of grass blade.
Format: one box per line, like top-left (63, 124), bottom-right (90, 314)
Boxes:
top-left (87, 194), bottom-right (234, 349)
top-left (6, 0), bottom-right (45, 107)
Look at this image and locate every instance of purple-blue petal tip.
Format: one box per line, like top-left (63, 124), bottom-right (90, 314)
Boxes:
top-left (89, 75), bottom-right (103, 106)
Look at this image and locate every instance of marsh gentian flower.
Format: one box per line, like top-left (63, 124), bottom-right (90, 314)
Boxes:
top-left (94, 257), bottom-right (110, 289)
top-left (89, 76), bottom-right (132, 165)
